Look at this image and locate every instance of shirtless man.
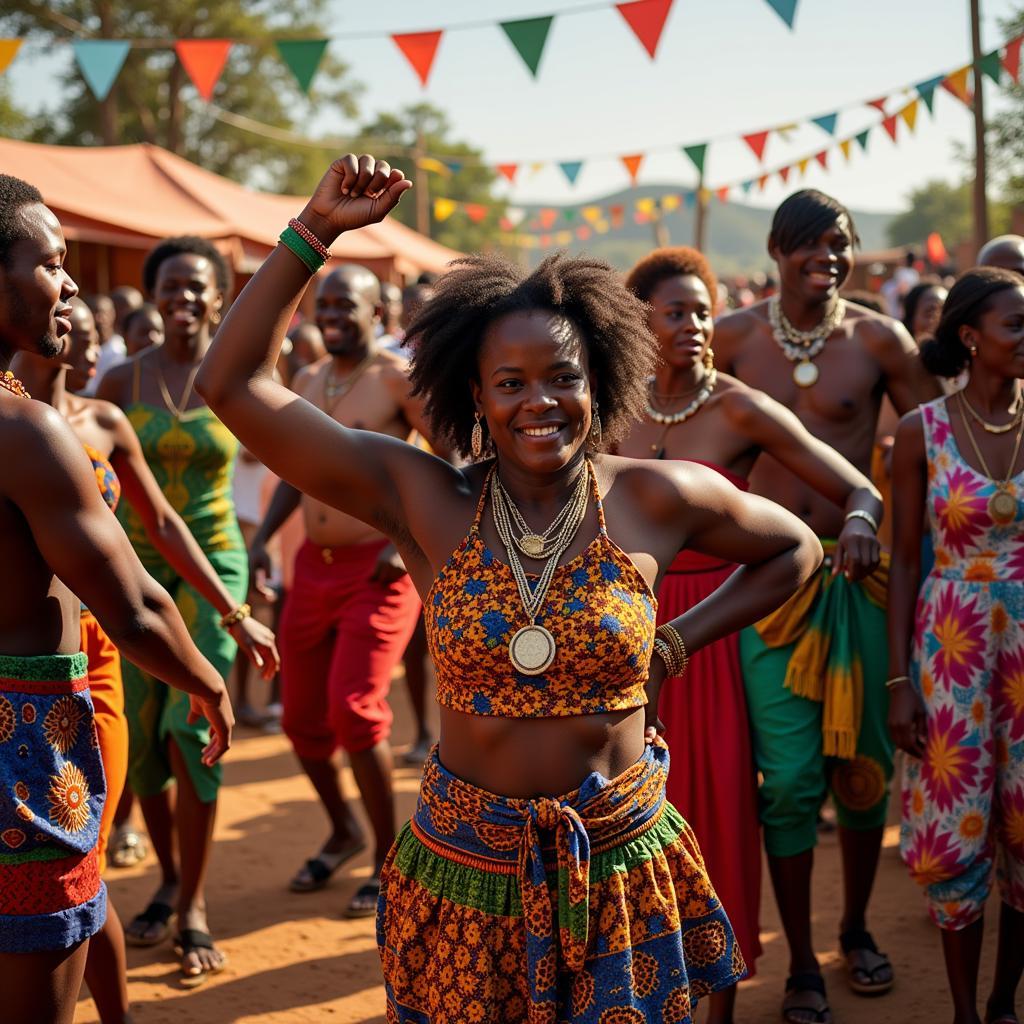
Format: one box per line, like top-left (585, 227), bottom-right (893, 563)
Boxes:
top-left (978, 234), bottom-right (1024, 277)
top-left (0, 177), bottom-right (232, 1024)
top-left (714, 189), bottom-right (939, 1024)
top-left (250, 264), bottom-right (436, 917)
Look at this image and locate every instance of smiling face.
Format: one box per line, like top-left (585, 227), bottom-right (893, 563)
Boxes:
top-left (771, 215), bottom-right (853, 305)
top-left (315, 271), bottom-right (379, 358)
top-left (472, 310), bottom-right (593, 475)
top-left (965, 285), bottom-right (1024, 380)
top-left (153, 253), bottom-right (222, 343)
top-left (64, 298), bottom-right (100, 392)
top-left (646, 273), bottom-right (714, 372)
top-left (0, 203), bottom-right (78, 360)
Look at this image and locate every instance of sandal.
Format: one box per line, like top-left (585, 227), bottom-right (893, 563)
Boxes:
top-left (344, 878), bottom-right (381, 919)
top-left (108, 824), bottom-right (149, 868)
top-left (783, 972), bottom-right (832, 1024)
top-left (840, 928), bottom-right (894, 995)
top-left (289, 840), bottom-right (365, 893)
top-left (124, 900), bottom-right (175, 947)
top-left (174, 928), bottom-right (227, 989)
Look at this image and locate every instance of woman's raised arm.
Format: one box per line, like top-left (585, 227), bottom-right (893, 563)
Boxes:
top-left (196, 155), bottom-right (437, 535)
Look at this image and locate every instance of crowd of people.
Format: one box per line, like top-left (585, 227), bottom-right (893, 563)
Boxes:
top-left (0, 153), bottom-right (1023, 1024)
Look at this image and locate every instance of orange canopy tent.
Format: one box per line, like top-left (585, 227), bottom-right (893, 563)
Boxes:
top-left (0, 138), bottom-right (460, 295)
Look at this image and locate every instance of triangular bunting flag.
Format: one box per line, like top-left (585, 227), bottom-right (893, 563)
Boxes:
top-left (499, 216), bottom-right (514, 233)
top-left (539, 208), bottom-right (559, 229)
top-left (539, 234), bottom-right (551, 247)
top-left (417, 157), bottom-right (451, 177)
top-left (855, 129), bottom-right (870, 151)
top-left (581, 206), bottom-right (602, 223)
top-left (661, 194), bottom-right (681, 212)
top-left (464, 203), bottom-right (488, 224)
top-left (797, 157), bottom-right (810, 176)
top-left (814, 150), bottom-right (828, 169)
top-left (529, 161), bottom-right (545, 175)
top-left (576, 225), bottom-right (592, 240)
top-left (900, 99), bottom-right (919, 132)
top-left (811, 113), bottom-right (838, 135)
top-left (763, 0), bottom-right (798, 28)
top-left (175, 40), bottom-right (232, 101)
top-left (867, 97), bottom-right (888, 113)
top-left (564, 209), bottom-right (577, 222)
top-left (500, 16), bottom-right (553, 78)
top-left (941, 65), bottom-right (972, 106)
top-left (0, 39), bottom-right (23, 75)
top-left (621, 153), bottom-right (644, 184)
top-left (839, 139), bottom-right (852, 160)
top-left (496, 163), bottom-right (518, 184)
top-left (683, 143), bottom-right (707, 176)
top-left (610, 204), bottom-right (625, 227)
top-left (915, 75), bottom-right (944, 114)
top-left (741, 180), bottom-right (754, 194)
top-left (1003, 36), bottom-right (1022, 83)
top-left (743, 131), bottom-right (770, 161)
top-left (445, 160), bottom-right (463, 175)
top-left (716, 186), bottom-right (730, 203)
top-left (774, 123), bottom-right (798, 141)
top-left (392, 31), bottom-right (443, 87)
top-left (634, 210), bottom-right (650, 225)
top-left (559, 161), bottom-right (583, 185)
top-left (556, 230), bottom-right (573, 245)
top-left (72, 40), bottom-right (131, 101)
top-left (978, 49), bottom-right (1002, 84)
top-left (684, 191), bottom-right (696, 208)
top-left (757, 175), bottom-right (769, 192)
top-left (779, 166), bottom-right (791, 184)
top-left (275, 39), bottom-right (328, 94)
top-left (594, 219), bottom-right (610, 233)
top-left (433, 198), bottom-right (457, 222)
top-left (882, 114), bottom-right (898, 142)
top-left (698, 187), bottom-right (711, 204)
top-left (635, 197), bottom-right (656, 214)
top-left (615, 0), bottom-right (674, 59)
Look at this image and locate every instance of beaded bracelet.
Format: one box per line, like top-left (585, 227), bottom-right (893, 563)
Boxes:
top-left (884, 675), bottom-right (911, 690)
top-left (279, 226), bottom-right (325, 275)
top-left (220, 603), bottom-right (251, 630)
top-left (652, 638), bottom-right (678, 676)
top-left (288, 218), bottom-right (331, 261)
top-left (844, 508), bottom-right (879, 533)
top-left (655, 623), bottom-right (690, 678)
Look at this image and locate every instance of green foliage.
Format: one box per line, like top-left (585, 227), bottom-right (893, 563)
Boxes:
top-left (887, 179), bottom-right (1011, 248)
top-left (990, 7), bottom-right (1024, 206)
top-left (0, 79), bottom-right (39, 139)
top-left (0, 1), bottom-right (361, 193)
top-left (354, 103), bottom-right (508, 253)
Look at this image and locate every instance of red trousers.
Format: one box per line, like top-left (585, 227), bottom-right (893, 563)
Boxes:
top-left (280, 539), bottom-right (421, 757)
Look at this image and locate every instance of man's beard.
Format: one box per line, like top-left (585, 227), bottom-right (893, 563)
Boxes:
top-left (4, 282), bottom-right (61, 359)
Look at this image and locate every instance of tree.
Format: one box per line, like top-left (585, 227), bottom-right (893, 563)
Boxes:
top-left (989, 7), bottom-right (1024, 207)
top-left (0, 1), bottom-right (362, 193)
top-left (888, 179), bottom-right (1010, 249)
top-left (354, 103), bottom-right (508, 253)
top-left (0, 80), bottom-right (38, 140)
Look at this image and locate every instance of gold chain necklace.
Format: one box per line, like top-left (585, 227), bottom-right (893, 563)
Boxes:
top-left (155, 359), bottom-right (202, 419)
top-left (490, 461), bottom-right (592, 675)
top-left (322, 351), bottom-right (377, 412)
top-left (492, 466), bottom-right (589, 559)
top-left (957, 392), bottom-right (1024, 524)
top-left (0, 370), bottom-right (30, 399)
top-left (959, 390), bottom-right (1024, 434)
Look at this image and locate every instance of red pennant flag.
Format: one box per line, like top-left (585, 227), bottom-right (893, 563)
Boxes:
top-left (866, 97), bottom-right (888, 112)
top-left (392, 31), bottom-right (443, 86)
top-left (1002, 36), bottom-right (1022, 84)
top-left (539, 234), bottom-right (552, 247)
top-left (496, 163), bottom-right (518, 184)
top-left (538, 208), bottom-right (559, 230)
top-left (779, 165), bottom-right (791, 184)
top-left (743, 131), bottom-right (770, 161)
top-left (576, 225), bottom-right (592, 240)
top-left (175, 40), bottom-right (232, 101)
top-left (610, 204), bottom-right (625, 228)
top-left (926, 231), bottom-right (948, 266)
top-left (882, 114), bottom-right (898, 142)
top-left (758, 173), bottom-right (769, 191)
top-left (621, 153), bottom-right (644, 184)
top-left (716, 186), bottom-right (730, 203)
top-left (464, 203), bottom-right (488, 223)
top-left (499, 216), bottom-right (515, 232)
top-left (814, 150), bottom-right (828, 169)
top-left (616, 0), bottom-right (674, 59)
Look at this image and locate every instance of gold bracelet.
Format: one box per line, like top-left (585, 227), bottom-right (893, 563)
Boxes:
top-left (655, 623), bottom-right (689, 677)
top-left (884, 675), bottom-right (911, 690)
top-left (844, 508), bottom-right (879, 533)
top-left (220, 603), bottom-right (251, 629)
top-left (652, 638), bottom-right (680, 676)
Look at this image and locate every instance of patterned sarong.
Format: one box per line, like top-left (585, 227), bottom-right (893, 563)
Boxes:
top-left (378, 739), bottom-right (745, 1023)
top-left (0, 652), bottom-right (107, 952)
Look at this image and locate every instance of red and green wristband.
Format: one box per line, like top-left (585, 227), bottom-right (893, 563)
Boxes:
top-left (279, 217), bottom-right (331, 274)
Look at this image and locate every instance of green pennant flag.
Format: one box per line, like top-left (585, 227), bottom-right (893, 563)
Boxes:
top-left (276, 39), bottom-right (329, 94)
top-left (978, 49), bottom-right (1002, 84)
top-left (855, 128), bottom-right (870, 152)
top-left (500, 16), bottom-right (553, 78)
top-left (564, 209), bottom-right (577, 222)
top-left (683, 143), bottom-right (707, 176)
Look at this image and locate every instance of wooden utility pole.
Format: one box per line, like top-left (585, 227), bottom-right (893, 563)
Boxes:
top-left (651, 200), bottom-right (670, 248)
top-left (970, 0), bottom-right (990, 255)
top-left (693, 173), bottom-right (708, 252)
top-left (412, 120), bottom-right (430, 237)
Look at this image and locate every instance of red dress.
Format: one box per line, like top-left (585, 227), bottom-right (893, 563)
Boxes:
top-left (657, 461), bottom-right (762, 973)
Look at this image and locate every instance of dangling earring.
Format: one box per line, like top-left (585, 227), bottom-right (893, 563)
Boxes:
top-left (703, 347), bottom-right (716, 371)
top-left (210, 309), bottom-right (222, 326)
top-left (589, 403), bottom-right (603, 447)
top-left (969, 345), bottom-right (978, 357)
top-left (471, 411), bottom-right (484, 459)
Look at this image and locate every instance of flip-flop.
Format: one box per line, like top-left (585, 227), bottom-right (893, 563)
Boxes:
top-left (289, 841), bottom-right (365, 893)
top-left (344, 878), bottom-right (381, 919)
top-left (783, 972), bottom-right (832, 1024)
top-left (840, 928), bottom-right (894, 995)
top-left (174, 928), bottom-right (227, 989)
top-left (124, 900), bottom-right (175, 947)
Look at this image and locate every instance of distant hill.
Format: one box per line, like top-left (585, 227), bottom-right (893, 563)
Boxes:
top-left (516, 184), bottom-right (893, 277)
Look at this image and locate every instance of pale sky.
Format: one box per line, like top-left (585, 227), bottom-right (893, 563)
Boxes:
top-left (5, 0), bottom-right (1021, 213)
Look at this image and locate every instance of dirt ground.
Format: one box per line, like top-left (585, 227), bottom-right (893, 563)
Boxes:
top-left (73, 679), bottom-right (1006, 1024)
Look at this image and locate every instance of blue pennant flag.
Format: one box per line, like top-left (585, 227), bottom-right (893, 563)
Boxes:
top-left (764, 0), bottom-right (798, 28)
top-left (559, 161), bottom-right (583, 185)
top-left (811, 113), bottom-right (838, 135)
top-left (73, 40), bottom-right (131, 101)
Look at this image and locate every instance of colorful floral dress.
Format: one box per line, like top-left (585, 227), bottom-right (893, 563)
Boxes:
top-left (900, 397), bottom-right (1024, 928)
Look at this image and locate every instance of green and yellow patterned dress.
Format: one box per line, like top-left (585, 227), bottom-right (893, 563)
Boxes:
top-left (118, 370), bottom-right (247, 803)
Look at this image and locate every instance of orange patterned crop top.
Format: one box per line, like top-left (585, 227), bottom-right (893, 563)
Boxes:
top-left (425, 463), bottom-right (657, 717)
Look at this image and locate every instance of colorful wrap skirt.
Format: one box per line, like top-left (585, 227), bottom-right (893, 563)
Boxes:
top-left (0, 652), bottom-right (107, 952)
top-left (377, 739), bottom-right (745, 1023)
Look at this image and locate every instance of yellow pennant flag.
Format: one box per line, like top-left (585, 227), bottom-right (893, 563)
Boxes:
top-left (555, 230), bottom-right (573, 245)
top-left (774, 122), bottom-right (799, 141)
top-left (0, 39), bottom-right (22, 74)
top-left (529, 162), bottom-right (545, 176)
top-left (433, 197), bottom-right (457, 222)
top-left (900, 99), bottom-right (919, 132)
top-left (635, 197), bottom-right (657, 214)
top-left (417, 157), bottom-right (452, 177)
top-left (942, 65), bottom-right (972, 105)
top-left (594, 219), bottom-right (610, 234)
top-left (797, 157), bottom-right (810, 176)
top-left (661, 194), bottom-right (681, 212)
top-left (839, 139), bottom-right (852, 161)
top-left (698, 187), bottom-right (711, 205)
top-left (581, 205), bottom-right (603, 224)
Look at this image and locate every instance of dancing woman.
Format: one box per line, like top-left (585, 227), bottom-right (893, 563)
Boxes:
top-left (889, 268), bottom-right (1024, 1024)
top-left (197, 155), bottom-right (823, 1022)
top-left (617, 247), bottom-right (881, 1024)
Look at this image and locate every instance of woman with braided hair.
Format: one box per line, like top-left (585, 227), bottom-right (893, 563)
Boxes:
top-left (198, 154), bottom-right (823, 1022)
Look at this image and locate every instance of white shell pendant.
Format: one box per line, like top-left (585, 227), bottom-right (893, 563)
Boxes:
top-left (793, 361), bottom-right (819, 388)
top-left (509, 624), bottom-right (556, 675)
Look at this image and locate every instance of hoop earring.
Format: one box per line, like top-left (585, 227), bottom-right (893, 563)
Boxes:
top-left (210, 310), bottom-right (222, 326)
top-left (471, 411), bottom-right (484, 459)
top-left (703, 347), bottom-right (715, 371)
top-left (589, 404), bottom-right (603, 447)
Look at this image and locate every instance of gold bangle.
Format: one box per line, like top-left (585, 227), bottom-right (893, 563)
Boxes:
top-left (844, 508), bottom-right (879, 533)
top-left (220, 603), bottom-right (251, 629)
top-left (884, 675), bottom-right (911, 690)
top-left (655, 623), bottom-right (689, 677)
top-left (653, 638), bottom-right (680, 676)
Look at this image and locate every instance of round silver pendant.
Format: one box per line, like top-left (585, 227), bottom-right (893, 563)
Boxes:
top-left (509, 625), bottom-right (556, 675)
top-left (989, 488), bottom-right (1017, 524)
top-left (520, 534), bottom-right (546, 558)
top-left (793, 361), bottom-right (819, 388)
